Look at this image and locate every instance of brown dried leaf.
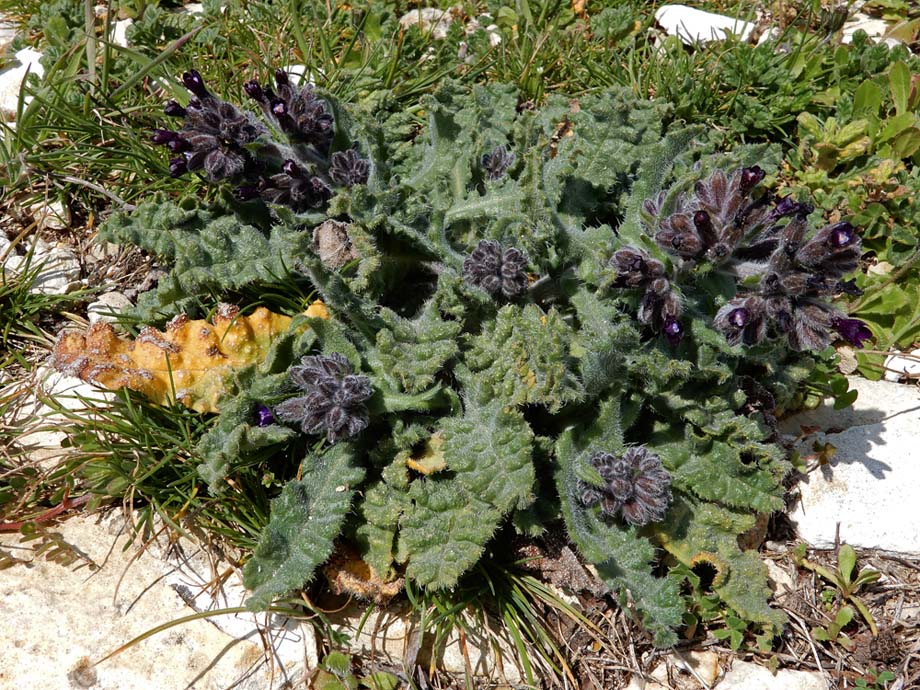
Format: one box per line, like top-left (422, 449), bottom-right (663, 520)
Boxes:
top-left (50, 301), bottom-right (329, 413)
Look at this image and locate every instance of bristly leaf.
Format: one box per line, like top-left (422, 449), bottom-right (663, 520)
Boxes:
top-left (466, 304), bottom-right (583, 412)
top-left (397, 377), bottom-right (535, 588)
top-left (243, 444), bottom-right (365, 609)
top-left (555, 396), bottom-right (683, 646)
top-left (100, 199), bottom-right (314, 321)
top-left (366, 301), bottom-right (461, 394)
top-left (196, 391), bottom-right (296, 492)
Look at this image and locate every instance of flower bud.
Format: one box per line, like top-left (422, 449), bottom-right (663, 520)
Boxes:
top-left (182, 69), bottom-right (210, 99)
top-left (739, 165), bottom-right (765, 194)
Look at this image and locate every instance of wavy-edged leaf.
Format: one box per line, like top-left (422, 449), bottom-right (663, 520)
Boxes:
top-left (555, 396), bottom-right (683, 646)
top-left (467, 303), bottom-right (582, 411)
top-left (243, 444), bottom-right (365, 609)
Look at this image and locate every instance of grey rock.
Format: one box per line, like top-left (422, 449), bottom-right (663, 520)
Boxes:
top-left (782, 377), bottom-right (920, 556)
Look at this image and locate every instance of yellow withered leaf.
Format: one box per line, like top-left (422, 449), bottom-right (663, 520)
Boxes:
top-left (50, 301), bottom-right (329, 413)
top-left (404, 432), bottom-right (447, 475)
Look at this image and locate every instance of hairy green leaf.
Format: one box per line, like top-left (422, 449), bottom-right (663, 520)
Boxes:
top-left (243, 444), bottom-right (365, 609)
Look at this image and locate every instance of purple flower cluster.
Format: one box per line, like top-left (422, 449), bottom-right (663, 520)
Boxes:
top-left (579, 447), bottom-right (673, 526)
top-left (154, 70), bottom-right (266, 181)
top-left (274, 353), bottom-right (373, 444)
top-left (713, 215), bottom-right (867, 350)
top-left (463, 240), bottom-right (529, 300)
top-left (244, 69), bottom-right (334, 150)
top-left (481, 145), bottom-right (515, 181)
top-left (613, 166), bottom-right (871, 351)
top-left (152, 69), bottom-right (370, 212)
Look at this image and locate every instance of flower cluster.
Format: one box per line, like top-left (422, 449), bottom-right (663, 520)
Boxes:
top-left (463, 240), bottom-right (529, 300)
top-left (579, 447), bottom-right (673, 526)
top-left (613, 166), bottom-right (871, 351)
top-left (153, 70), bottom-right (266, 181)
top-left (152, 69), bottom-right (370, 213)
top-left (481, 145), bottom-right (515, 181)
top-left (274, 353), bottom-right (373, 444)
top-left (244, 69), bottom-right (333, 150)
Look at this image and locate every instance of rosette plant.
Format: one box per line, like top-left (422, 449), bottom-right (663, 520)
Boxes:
top-left (92, 74), bottom-right (870, 647)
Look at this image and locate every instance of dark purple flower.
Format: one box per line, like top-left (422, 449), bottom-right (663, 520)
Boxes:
top-left (243, 80), bottom-right (264, 101)
top-left (794, 221), bottom-right (861, 278)
top-left (481, 145), bottom-right (515, 180)
top-left (161, 70), bottom-right (266, 181)
top-left (828, 222), bottom-right (857, 248)
top-left (329, 147), bottom-right (370, 187)
top-left (579, 447), bottom-right (673, 526)
top-left (693, 209), bottom-right (717, 247)
top-left (714, 296), bottom-right (768, 347)
top-left (463, 240), bottom-right (529, 299)
top-left (832, 317), bottom-right (872, 348)
top-left (654, 213), bottom-right (704, 259)
top-left (662, 318), bottom-right (683, 346)
top-left (255, 404), bottom-right (275, 427)
top-left (168, 157), bottom-right (188, 177)
top-left (182, 69), bottom-right (210, 99)
top-left (771, 195), bottom-right (812, 220)
top-left (274, 353), bottom-right (373, 443)
top-left (610, 246), bottom-right (665, 288)
top-left (163, 100), bottom-right (187, 117)
top-left (638, 277), bottom-right (682, 338)
top-left (258, 159), bottom-right (332, 211)
top-left (246, 70), bottom-right (334, 149)
top-left (739, 165), bottom-right (765, 193)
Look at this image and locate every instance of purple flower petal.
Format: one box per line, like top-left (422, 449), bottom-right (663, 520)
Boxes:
top-left (832, 317), bottom-right (872, 348)
top-left (255, 404), bottom-right (275, 427)
top-left (663, 317), bottom-right (683, 345)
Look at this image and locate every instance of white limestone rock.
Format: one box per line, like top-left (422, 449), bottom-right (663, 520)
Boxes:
top-left (0, 15), bottom-right (16, 53)
top-left (87, 291), bottom-right (133, 324)
top-left (782, 377), bottom-right (920, 556)
top-left (0, 47), bottom-right (44, 119)
top-left (111, 18), bottom-right (133, 48)
top-left (8, 367), bottom-right (112, 466)
top-left (883, 349), bottom-right (920, 382)
top-left (625, 651), bottom-right (721, 690)
top-left (0, 512), bottom-right (312, 690)
top-left (325, 601), bottom-right (523, 683)
top-left (764, 559), bottom-right (796, 597)
top-left (149, 532), bottom-right (318, 679)
top-left (842, 13), bottom-right (897, 45)
top-left (654, 5), bottom-right (755, 45)
top-left (29, 198), bottom-right (70, 231)
top-left (398, 7), bottom-right (456, 40)
top-left (2, 237), bottom-right (81, 295)
top-left (715, 660), bottom-right (824, 690)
